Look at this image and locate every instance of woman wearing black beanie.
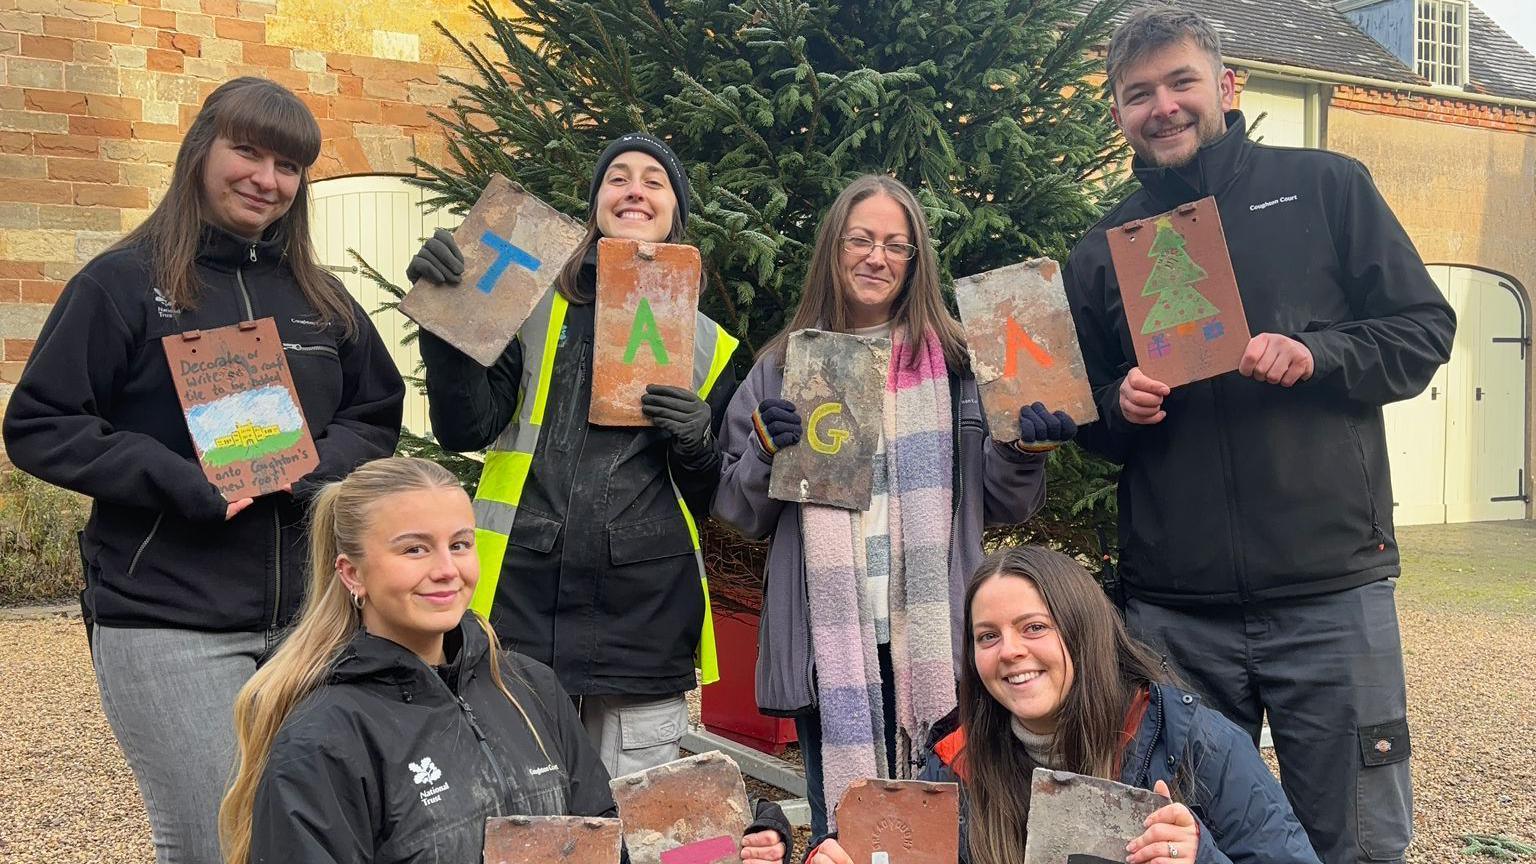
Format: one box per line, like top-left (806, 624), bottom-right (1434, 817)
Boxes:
top-left (408, 132), bottom-right (740, 778)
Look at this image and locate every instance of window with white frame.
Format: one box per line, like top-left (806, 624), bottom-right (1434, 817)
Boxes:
top-left (1415, 0), bottom-right (1468, 87)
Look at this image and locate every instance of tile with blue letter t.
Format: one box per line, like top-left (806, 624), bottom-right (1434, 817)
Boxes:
top-left (400, 173), bottom-right (586, 366)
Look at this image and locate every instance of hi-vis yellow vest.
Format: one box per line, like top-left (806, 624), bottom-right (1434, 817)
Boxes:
top-left (468, 289), bottom-right (738, 685)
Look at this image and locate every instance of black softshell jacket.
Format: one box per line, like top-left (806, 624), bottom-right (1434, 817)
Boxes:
top-left (2, 227), bottom-right (404, 630)
top-left (249, 616), bottom-right (616, 863)
top-left (1065, 111), bottom-right (1455, 605)
top-left (420, 262), bottom-right (736, 696)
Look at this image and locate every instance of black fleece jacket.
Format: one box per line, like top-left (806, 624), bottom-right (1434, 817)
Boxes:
top-left (2, 226), bottom-right (404, 630)
top-left (1064, 111), bottom-right (1455, 605)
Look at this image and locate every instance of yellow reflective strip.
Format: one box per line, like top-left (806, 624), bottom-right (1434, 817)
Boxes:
top-left (678, 497), bottom-right (701, 548)
top-left (697, 575), bottom-right (720, 685)
top-left (470, 528), bottom-right (508, 618)
top-left (698, 326), bottom-right (738, 400)
top-left (476, 450), bottom-right (533, 505)
top-left (529, 294), bottom-right (568, 427)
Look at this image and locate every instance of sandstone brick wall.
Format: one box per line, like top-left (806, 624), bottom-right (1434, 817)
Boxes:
top-left (0, 0), bottom-right (490, 385)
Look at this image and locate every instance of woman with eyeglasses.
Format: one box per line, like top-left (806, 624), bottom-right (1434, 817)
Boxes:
top-left (712, 174), bottom-right (1077, 837)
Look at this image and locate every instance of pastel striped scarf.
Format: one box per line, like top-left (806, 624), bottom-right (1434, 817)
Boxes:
top-left (801, 326), bottom-right (954, 828)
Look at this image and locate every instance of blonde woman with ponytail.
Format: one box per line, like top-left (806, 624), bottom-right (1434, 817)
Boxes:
top-left (221, 456), bottom-right (792, 864)
top-left (220, 457), bottom-right (616, 864)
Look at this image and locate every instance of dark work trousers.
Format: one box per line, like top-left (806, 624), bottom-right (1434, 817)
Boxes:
top-left (1127, 578), bottom-right (1412, 864)
top-left (795, 642), bottom-right (899, 840)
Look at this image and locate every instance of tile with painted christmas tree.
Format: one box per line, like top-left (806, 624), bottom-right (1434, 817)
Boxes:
top-left (1106, 196), bottom-right (1249, 387)
top-left (591, 237), bottom-right (700, 426)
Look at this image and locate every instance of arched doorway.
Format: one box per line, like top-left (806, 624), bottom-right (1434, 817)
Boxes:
top-left (307, 174), bottom-right (461, 438)
top-left (1384, 266), bottom-right (1529, 524)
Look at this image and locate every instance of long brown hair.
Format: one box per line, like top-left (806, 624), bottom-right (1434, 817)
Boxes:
top-left (219, 457), bottom-right (549, 864)
top-left (761, 174), bottom-right (968, 371)
top-left (957, 546), bottom-right (1169, 864)
top-left (114, 76), bottom-right (356, 338)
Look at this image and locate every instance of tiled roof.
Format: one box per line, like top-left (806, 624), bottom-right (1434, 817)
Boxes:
top-left (1467, 4), bottom-right (1536, 101)
top-left (1085, 0), bottom-right (1536, 103)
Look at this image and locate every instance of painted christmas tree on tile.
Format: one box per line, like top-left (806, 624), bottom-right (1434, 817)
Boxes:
top-left (1106, 196), bottom-right (1250, 387)
top-left (1140, 216), bottom-right (1218, 334)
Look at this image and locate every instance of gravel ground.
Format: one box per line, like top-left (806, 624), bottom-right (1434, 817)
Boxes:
top-left (1, 522), bottom-right (1531, 862)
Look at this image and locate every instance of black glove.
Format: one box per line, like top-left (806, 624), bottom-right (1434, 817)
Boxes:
top-left (752, 398), bottom-right (801, 455)
top-left (641, 384), bottom-right (713, 461)
top-left (1015, 401), bottom-right (1077, 452)
top-left (405, 228), bottom-right (464, 285)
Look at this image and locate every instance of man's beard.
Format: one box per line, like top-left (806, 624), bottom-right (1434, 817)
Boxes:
top-left (1141, 110), bottom-right (1227, 169)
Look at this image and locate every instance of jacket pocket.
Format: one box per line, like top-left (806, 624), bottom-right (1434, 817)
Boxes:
top-left (283, 341), bottom-right (343, 427)
top-left (1356, 718), bottom-right (1412, 861)
top-left (125, 513), bottom-right (164, 578)
top-left (608, 513), bottom-right (694, 566)
top-left (1346, 420), bottom-right (1389, 550)
top-left (507, 507), bottom-right (562, 554)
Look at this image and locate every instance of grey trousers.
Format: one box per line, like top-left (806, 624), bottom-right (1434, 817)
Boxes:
top-left (578, 691), bottom-right (689, 779)
top-left (1127, 579), bottom-right (1413, 864)
top-left (92, 625), bottom-right (277, 864)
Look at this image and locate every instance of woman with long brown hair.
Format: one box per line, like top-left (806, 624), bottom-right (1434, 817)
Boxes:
top-left (2, 76), bottom-right (403, 863)
top-left (809, 546), bottom-right (1321, 864)
top-left (219, 456), bottom-right (790, 864)
top-left (712, 174), bottom-right (1077, 836)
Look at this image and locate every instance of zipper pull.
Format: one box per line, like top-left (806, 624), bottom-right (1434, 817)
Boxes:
top-left (248, 244), bottom-right (257, 263)
top-left (458, 696), bottom-right (488, 742)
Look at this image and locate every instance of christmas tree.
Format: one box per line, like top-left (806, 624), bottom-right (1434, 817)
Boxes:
top-left (1140, 216), bottom-right (1218, 334)
top-left (399, 0), bottom-right (1132, 562)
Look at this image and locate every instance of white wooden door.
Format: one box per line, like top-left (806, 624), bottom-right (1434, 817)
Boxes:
top-left (1387, 266), bottom-right (1529, 525)
top-left (1459, 269), bottom-right (1528, 521)
top-left (308, 175), bottom-right (460, 438)
top-left (1239, 79), bottom-right (1306, 148)
top-left (1383, 266), bottom-right (1452, 525)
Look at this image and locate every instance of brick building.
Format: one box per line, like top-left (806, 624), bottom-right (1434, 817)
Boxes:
top-left (0, 0), bottom-right (502, 432)
top-left (2, 0), bottom-right (1533, 525)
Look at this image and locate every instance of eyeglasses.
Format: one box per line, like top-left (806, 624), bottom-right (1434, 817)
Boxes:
top-left (840, 235), bottom-right (918, 261)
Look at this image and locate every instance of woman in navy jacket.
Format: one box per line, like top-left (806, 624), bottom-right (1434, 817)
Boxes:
top-left (810, 546), bottom-right (1321, 864)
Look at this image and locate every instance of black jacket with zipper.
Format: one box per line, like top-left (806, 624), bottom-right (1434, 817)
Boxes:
top-left (1064, 111), bottom-right (1455, 606)
top-left (420, 261), bottom-right (737, 697)
top-left (249, 615), bottom-right (618, 864)
top-left (2, 226), bottom-right (404, 631)
top-left (250, 616), bottom-right (794, 864)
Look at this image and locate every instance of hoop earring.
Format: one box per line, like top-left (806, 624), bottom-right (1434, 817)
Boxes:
top-left (350, 592), bottom-right (366, 611)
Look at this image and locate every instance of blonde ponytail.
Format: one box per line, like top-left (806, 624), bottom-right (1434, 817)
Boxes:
top-left (219, 457), bottom-right (460, 864)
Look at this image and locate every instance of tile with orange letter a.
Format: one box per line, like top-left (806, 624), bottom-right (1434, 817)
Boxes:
top-left (953, 257), bottom-right (1099, 439)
